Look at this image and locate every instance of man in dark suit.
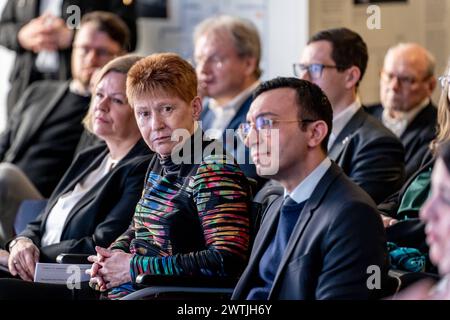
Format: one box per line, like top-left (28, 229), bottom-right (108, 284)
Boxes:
top-left (0, 12), bottom-right (129, 245)
top-left (193, 15), bottom-right (265, 190)
top-left (366, 43), bottom-right (437, 179)
top-left (232, 77), bottom-right (388, 300)
top-left (295, 28), bottom-right (405, 204)
top-left (0, 0), bottom-right (137, 115)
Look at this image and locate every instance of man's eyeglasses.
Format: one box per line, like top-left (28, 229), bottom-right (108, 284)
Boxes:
top-left (438, 75), bottom-right (450, 89)
top-left (293, 63), bottom-right (344, 80)
top-left (194, 54), bottom-right (228, 70)
top-left (74, 45), bottom-right (118, 58)
top-left (238, 116), bottom-right (316, 141)
top-left (380, 70), bottom-right (431, 88)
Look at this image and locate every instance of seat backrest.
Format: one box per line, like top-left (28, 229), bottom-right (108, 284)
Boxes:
top-left (14, 199), bottom-right (48, 235)
top-left (250, 180), bottom-right (284, 247)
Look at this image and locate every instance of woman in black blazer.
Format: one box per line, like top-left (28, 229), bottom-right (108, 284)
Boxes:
top-left (0, 55), bottom-right (153, 281)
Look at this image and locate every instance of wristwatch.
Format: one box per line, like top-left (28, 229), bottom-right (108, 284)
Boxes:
top-left (8, 237), bottom-right (31, 252)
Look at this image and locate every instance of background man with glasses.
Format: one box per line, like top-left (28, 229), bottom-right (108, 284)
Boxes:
top-left (232, 77), bottom-right (388, 300)
top-left (193, 15), bottom-right (266, 191)
top-left (294, 27), bottom-right (405, 204)
top-left (0, 12), bottom-right (128, 245)
top-left (366, 43), bottom-right (437, 179)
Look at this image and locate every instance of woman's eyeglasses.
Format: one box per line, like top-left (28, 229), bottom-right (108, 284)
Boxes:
top-left (438, 75), bottom-right (450, 89)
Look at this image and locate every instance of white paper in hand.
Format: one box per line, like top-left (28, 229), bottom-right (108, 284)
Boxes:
top-left (34, 262), bottom-right (91, 285)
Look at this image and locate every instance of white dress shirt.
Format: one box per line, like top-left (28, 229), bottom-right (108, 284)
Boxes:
top-left (41, 154), bottom-right (117, 246)
top-left (328, 100), bottom-right (362, 150)
top-left (205, 81), bottom-right (260, 139)
top-left (381, 98), bottom-right (430, 138)
top-left (285, 157), bottom-right (332, 203)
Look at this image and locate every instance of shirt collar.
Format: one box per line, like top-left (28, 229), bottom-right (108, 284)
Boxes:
top-left (382, 97), bottom-right (430, 127)
top-left (69, 80), bottom-right (91, 97)
top-left (284, 157), bottom-right (332, 203)
top-left (332, 100), bottom-right (361, 139)
top-left (208, 81), bottom-right (260, 112)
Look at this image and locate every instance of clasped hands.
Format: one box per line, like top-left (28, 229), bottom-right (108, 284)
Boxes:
top-left (18, 12), bottom-right (73, 53)
top-left (87, 246), bottom-right (132, 292)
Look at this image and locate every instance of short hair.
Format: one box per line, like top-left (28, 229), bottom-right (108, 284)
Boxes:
top-left (79, 11), bottom-right (130, 52)
top-left (253, 77), bottom-right (333, 152)
top-left (83, 54), bottom-right (143, 133)
top-left (126, 52), bottom-right (198, 106)
top-left (385, 42), bottom-right (436, 78)
top-left (193, 15), bottom-right (262, 78)
top-left (308, 27), bottom-right (368, 87)
top-left (437, 140), bottom-right (450, 172)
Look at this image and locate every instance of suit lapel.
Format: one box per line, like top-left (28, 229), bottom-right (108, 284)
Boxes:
top-left (201, 95), bottom-right (253, 132)
top-left (401, 102), bottom-right (435, 140)
top-left (328, 109), bottom-right (366, 161)
top-left (40, 148), bottom-right (108, 234)
top-left (269, 164), bottom-right (342, 298)
top-left (241, 196), bottom-right (284, 286)
top-left (200, 99), bottom-right (214, 131)
top-left (226, 96), bottom-right (253, 131)
top-left (60, 139), bottom-right (150, 236)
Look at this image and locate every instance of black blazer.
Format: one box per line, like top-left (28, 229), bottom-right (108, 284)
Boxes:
top-left (0, 80), bottom-right (86, 197)
top-left (366, 103), bottom-right (437, 179)
top-left (232, 163), bottom-right (388, 300)
top-left (379, 149), bottom-right (434, 252)
top-left (13, 139), bottom-right (153, 262)
top-left (329, 108), bottom-right (405, 204)
top-left (0, 0), bottom-right (137, 113)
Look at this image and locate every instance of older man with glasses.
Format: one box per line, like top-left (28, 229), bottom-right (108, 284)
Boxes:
top-left (193, 15), bottom-right (266, 191)
top-left (366, 43), bottom-right (438, 179)
top-left (294, 27), bottom-right (405, 205)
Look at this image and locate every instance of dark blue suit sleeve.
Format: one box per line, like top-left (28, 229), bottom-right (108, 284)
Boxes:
top-left (347, 134), bottom-right (405, 204)
top-left (316, 201), bottom-right (388, 299)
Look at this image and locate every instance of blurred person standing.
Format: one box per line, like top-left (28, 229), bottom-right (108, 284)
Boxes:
top-left (0, 11), bottom-right (129, 246)
top-left (0, 0), bottom-right (137, 115)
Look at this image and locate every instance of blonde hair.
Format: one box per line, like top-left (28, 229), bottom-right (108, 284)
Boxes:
top-left (432, 59), bottom-right (450, 153)
top-left (126, 52), bottom-right (197, 106)
top-left (193, 15), bottom-right (262, 78)
top-left (82, 54), bottom-right (143, 133)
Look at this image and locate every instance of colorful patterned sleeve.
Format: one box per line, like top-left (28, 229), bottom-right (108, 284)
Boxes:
top-left (109, 224), bottom-right (136, 253)
top-left (129, 154), bottom-right (251, 281)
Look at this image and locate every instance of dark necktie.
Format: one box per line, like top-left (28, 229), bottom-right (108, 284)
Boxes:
top-left (246, 196), bottom-right (307, 300)
top-left (274, 196), bottom-right (306, 253)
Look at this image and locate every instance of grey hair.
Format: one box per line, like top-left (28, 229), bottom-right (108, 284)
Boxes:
top-left (193, 15), bottom-right (262, 78)
top-left (385, 42), bottom-right (436, 77)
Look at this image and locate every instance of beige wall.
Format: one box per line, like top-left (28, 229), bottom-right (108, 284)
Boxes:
top-left (135, 0), bottom-right (309, 81)
top-left (309, 0), bottom-right (450, 105)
